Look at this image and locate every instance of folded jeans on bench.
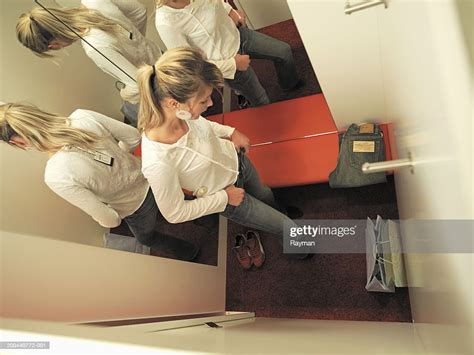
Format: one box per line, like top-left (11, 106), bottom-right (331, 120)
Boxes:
top-left (329, 123), bottom-right (387, 188)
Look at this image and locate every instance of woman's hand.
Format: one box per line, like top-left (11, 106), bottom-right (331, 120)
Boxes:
top-left (231, 129), bottom-right (250, 153)
top-left (234, 54), bottom-right (250, 71)
top-left (229, 9), bottom-right (247, 27)
top-left (225, 185), bottom-right (245, 206)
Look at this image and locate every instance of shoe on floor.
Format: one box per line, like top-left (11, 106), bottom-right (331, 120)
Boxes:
top-left (172, 239), bottom-right (200, 262)
top-left (153, 236), bottom-right (199, 262)
top-left (284, 205), bottom-right (304, 219)
top-left (245, 231), bottom-right (265, 268)
top-left (237, 94), bottom-right (251, 110)
top-left (286, 253), bottom-right (313, 261)
top-left (284, 79), bottom-right (306, 92)
top-left (193, 213), bottom-right (219, 229)
top-left (234, 234), bottom-right (252, 269)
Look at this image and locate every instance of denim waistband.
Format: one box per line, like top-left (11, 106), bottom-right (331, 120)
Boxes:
top-left (235, 149), bottom-right (245, 188)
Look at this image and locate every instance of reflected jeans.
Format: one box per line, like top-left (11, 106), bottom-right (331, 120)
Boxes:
top-left (121, 101), bottom-right (139, 127)
top-left (124, 189), bottom-right (194, 254)
top-left (225, 26), bottom-right (299, 107)
top-left (221, 154), bottom-right (297, 244)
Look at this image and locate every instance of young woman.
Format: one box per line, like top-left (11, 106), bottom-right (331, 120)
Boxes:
top-left (16, 0), bottom-right (161, 124)
top-left (137, 47), bottom-right (301, 253)
top-left (154, 0), bottom-right (302, 108)
top-left (0, 102), bottom-right (198, 261)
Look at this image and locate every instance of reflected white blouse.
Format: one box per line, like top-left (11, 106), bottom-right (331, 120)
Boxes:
top-left (44, 110), bottom-right (149, 228)
top-left (155, 0), bottom-right (240, 79)
top-left (81, 0), bottom-right (162, 104)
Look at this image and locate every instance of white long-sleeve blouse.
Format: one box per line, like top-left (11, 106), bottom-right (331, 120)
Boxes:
top-left (141, 116), bottom-right (237, 224)
top-left (81, 0), bottom-right (162, 104)
top-left (44, 109), bottom-right (149, 228)
top-left (155, 0), bottom-right (240, 79)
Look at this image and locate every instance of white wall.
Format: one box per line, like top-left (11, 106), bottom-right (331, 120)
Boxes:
top-left (288, 0), bottom-right (473, 353)
top-left (234, 0), bottom-right (293, 29)
top-left (1, 229), bottom-right (227, 322)
top-left (288, 0), bottom-right (385, 129)
top-left (382, 1), bottom-right (473, 354)
top-left (1, 317), bottom-right (426, 354)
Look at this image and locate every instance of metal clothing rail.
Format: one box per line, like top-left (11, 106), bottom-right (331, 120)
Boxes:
top-left (344, 0), bottom-right (388, 15)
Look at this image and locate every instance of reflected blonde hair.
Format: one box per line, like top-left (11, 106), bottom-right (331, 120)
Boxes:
top-left (136, 47), bottom-right (224, 132)
top-left (0, 103), bottom-right (101, 152)
top-left (155, 0), bottom-right (170, 8)
top-left (16, 7), bottom-right (118, 58)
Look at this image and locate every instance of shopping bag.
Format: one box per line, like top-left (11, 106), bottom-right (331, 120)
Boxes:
top-left (387, 219), bottom-right (407, 287)
top-left (365, 216), bottom-right (407, 292)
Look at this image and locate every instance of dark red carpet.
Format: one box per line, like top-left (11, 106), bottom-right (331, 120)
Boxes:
top-left (226, 177), bottom-right (412, 322)
top-left (222, 20), bottom-right (412, 322)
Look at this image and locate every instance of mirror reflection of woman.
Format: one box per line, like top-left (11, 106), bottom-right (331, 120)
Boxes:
top-left (16, 0), bottom-right (161, 126)
top-left (137, 47), bottom-right (304, 258)
top-left (154, 0), bottom-right (302, 108)
top-left (0, 103), bottom-right (198, 261)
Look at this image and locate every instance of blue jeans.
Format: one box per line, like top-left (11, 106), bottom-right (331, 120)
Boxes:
top-left (124, 189), bottom-right (198, 259)
top-left (225, 26), bottom-right (299, 107)
top-left (221, 154), bottom-right (297, 244)
top-left (121, 101), bottom-right (139, 127)
top-left (329, 124), bottom-right (387, 188)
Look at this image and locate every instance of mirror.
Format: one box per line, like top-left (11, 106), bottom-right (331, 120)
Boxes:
top-left (1, 0), bottom-right (218, 266)
top-left (2, 0), bottom-right (322, 267)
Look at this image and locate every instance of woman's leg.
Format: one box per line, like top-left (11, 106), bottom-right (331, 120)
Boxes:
top-left (221, 193), bottom-right (296, 245)
top-left (124, 189), bottom-right (199, 260)
top-left (223, 155), bottom-right (294, 242)
top-left (239, 26), bottom-right (300, 90)
top-left (225, 67), bottom-right (270, 107)
top-left (239, 154), bottom-right (279, 210)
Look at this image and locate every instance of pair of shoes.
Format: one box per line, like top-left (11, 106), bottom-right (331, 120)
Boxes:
top-left (233, 231), bottom-right (265, 269)
top-left (237, 94), bottom-right (251, 110)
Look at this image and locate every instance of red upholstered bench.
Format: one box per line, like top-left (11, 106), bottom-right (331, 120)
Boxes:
top-left (208, 94), bottom-right (394, 187)
top-left (136, 94), bottom-right (394, 188)
top-left (208, 94), bottom-right (339, 187)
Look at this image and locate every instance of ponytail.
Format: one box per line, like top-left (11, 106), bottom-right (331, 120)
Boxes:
top-left (137, 47), bottom-right (224, 132)
top-left (17, 7), bottom-right (119, 57)
top-left (136, 65), bottom-right (164, 132)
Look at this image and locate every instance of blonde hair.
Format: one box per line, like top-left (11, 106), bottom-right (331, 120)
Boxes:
top-left (155, 0), bottom-right (170, 8)
top-left (17, 7), bottom-right (118, 57)
top-left (0, 103), bottom-right (101, 152)
top-left (136, 47), bottom-right (224, 132)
